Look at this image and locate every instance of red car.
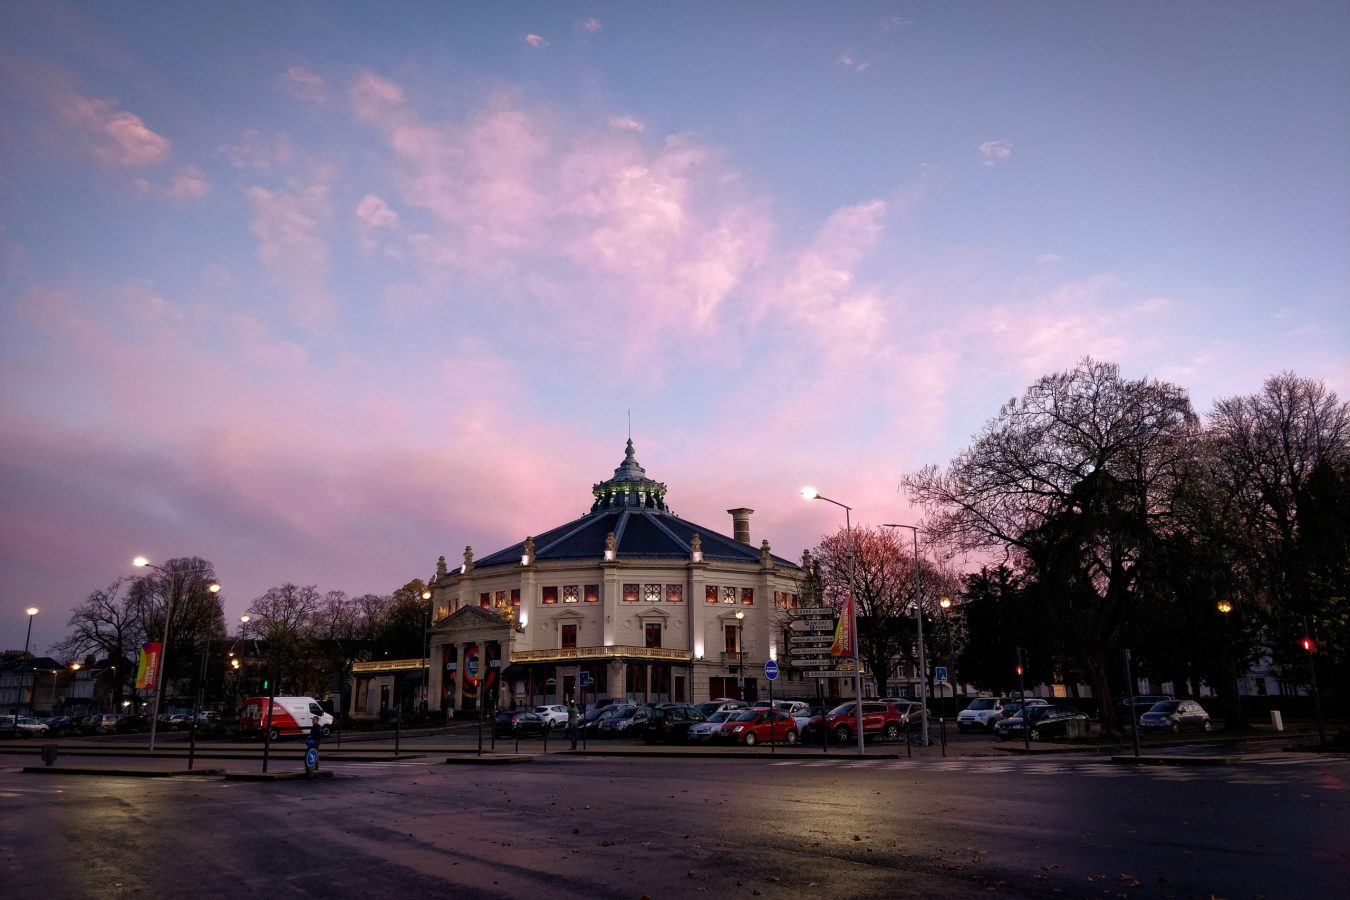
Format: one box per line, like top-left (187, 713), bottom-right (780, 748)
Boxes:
top-left (723, 708), bottom-right (799, 746)
top-left (824, 701), bottom-right (906, 743)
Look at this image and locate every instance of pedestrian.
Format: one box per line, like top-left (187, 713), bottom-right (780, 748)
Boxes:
top-left (567, 699), bottom-right (579, 750)
top-left (309, 716), bottom-right (323, 747)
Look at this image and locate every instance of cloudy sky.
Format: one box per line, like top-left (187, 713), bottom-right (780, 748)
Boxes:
top-left (2, 2), bottom-right (1347, 653)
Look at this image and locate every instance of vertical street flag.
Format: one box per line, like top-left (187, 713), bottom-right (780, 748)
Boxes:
top-left (830, 596), bottom-right (853, 657)
top-left (136, 642), bottom-right (162, 690)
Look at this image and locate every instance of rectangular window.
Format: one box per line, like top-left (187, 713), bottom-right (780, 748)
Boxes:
top-left (563, 585), bottom-right (579, 604)
top-left (790, 593), bottom-right (800, 609)
top-left (645, 623), bottom-right (662, 648)
top-left (705, 585), bottom-right (719, 604)
top-left (561, 624), bottom-right (577, 649)
top-left (724, 625), bottom-right (739, 653)
top-left (666, 584), bottom-right (683, 603)
top-left (774, 591), bottom-right (787, 609)
top-left (623, 583), bottom-right (639, 603)
top-left (511, 588), bottom-right (521, 607)
top-left (479, 592), bottom-right (490, 608)
top-left (723, 586), bottom-right (736, 605)
top-left (741, 587), bottom-right (754, 605)
top-left (542, 586), bottom-right (558, 605)
top-left (644, 583), bottom-right (661, 603)
top-left (584, 584), bottom-right (600, 603)
top-left (495, 590), bottom-right (506, 606)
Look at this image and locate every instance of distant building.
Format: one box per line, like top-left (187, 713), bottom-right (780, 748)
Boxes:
top-left (424, 440), bottom-right (809, 713)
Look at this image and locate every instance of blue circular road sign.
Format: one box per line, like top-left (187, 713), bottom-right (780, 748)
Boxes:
top-left (764, 659), bottom-right (779, 681)
top-left (466, 655), bottom-right (480, 678)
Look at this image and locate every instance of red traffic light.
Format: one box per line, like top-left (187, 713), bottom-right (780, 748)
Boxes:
top-left (1015, 664), bottom-right (1024, 676)
top-left (1300, 637), bottom-right (1315, 652)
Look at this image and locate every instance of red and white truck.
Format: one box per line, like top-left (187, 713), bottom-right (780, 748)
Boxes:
top-left (241, 696), bottom-right (334, 740)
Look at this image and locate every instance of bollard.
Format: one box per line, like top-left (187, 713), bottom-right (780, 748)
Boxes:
top-left (1270, 710), bottom-right (1284, 732)
top-left (304, 737), bottom-right (320, 778)
top-left (939, 718), bottom-right (947, 758)
top-left (41, 744), bottom-right (59, 767)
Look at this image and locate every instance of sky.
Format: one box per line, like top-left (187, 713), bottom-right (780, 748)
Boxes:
top-left (2, 2), bottom-right (1347, 655)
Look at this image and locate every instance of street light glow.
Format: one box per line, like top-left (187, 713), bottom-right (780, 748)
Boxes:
top-left (26, 606), bottom-right (39, 616)
top-left (939, 596), bottom-right (952, 610)
top-left (208, 582), bottom-right (221, 593)
top-left (133, 556), bottom-right (150, 567)
top-left (1217, 600), bottom-right (1233, 614)
top-left (800, 487), bottom-right (820, 500)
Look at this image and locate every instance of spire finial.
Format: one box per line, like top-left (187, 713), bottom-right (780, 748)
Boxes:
top-left (627, 408), bottom-right (631, 441)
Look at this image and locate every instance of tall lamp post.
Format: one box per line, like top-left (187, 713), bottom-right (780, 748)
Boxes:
top-left (735, 611), bottom-right (746, 698)
top-left (883, 524), bottom-right (928, 747)
top-left (421, 588), bottom-right (433, 716)
top-left (132, 557), bottom-right (220, 752)
top-left (939, 595), bottom-right (956, 724)
top-left (801, 487), bottom-right (865, 756)
top-left (14, 606), bottom-right (38, 716)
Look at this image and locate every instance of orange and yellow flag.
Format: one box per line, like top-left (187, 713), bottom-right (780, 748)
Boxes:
top-left (830, 596), bottom-right (852, 657)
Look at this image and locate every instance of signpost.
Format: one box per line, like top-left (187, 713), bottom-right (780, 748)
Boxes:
top-left (764, 659), bottom-right (779, 754)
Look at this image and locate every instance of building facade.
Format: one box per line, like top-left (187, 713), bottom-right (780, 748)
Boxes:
top-left (425, 441), bottom-right (811, 713)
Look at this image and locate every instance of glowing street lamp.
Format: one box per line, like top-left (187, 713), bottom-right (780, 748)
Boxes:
top-left (1216, 600), bottom-right (1233, 615)
top-left (13, 606), bottom-right (38, 717)
top-left (132, 556), bottom-right (221, 751)
top-left (800, 487), bottom-right (865, 756)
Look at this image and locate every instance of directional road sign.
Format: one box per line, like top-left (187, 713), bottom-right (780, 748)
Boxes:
top-left (764, 659), bottom-right (779, 681)
top-left (789, 619), bottom-right (834, 632)
top-left (802, 670), bottom-right (858, 678)
top-left (789, 634), bottom-right (834, 644)
top-left (791, 611), bottom-right (836, 621)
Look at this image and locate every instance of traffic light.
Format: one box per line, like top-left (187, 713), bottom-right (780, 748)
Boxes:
top-left (1015, 663), bottom-right (1024, 676)
top-left (262, 678), bottom-right (270, 691)
top-left (1301, 636), bottom-right (1316, 653)
top-left (1015, 647), bottom-right (1025, 677)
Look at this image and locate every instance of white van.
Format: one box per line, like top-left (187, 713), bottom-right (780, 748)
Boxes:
top-left (241, 696), bottom-right (334, 739)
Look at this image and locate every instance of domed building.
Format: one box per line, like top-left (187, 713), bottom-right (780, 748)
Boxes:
top-left (424, 440), bottom-right (809, 713)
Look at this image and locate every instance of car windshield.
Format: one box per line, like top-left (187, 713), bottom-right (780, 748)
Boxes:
top-left (709, 711), bottom-right (734, 723)
top-left (827, 703), bottom-right (855, 717)
top-left (1151, 701), bottom-right (1180, 713)
top-left (968, 699), bottom-right (998, 710)
top-left (733, 710), bottom-right (760, 722)
top-left (613, 708), bottom-right (636, 720)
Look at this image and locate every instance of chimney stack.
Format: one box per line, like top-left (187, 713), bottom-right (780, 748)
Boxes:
top-left (727, 508), bottom-right (754, 544)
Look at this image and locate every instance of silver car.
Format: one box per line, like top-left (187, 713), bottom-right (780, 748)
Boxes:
top-left (1140, 700), bottom-right (1212, 734)
top-left (687, 710), bottom-right (738, 742)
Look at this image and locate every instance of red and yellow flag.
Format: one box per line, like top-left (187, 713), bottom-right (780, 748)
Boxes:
top-left (830, 596), bottom-right (853, 657)
top-left (136, 642), bottom-right (162, 690)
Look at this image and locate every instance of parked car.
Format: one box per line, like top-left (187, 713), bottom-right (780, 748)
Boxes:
top-left (1119, 695), bottom-right (1173, 719)
top-left (534, 705), bottom-right (569, 728)
top-left (694, 700), bottom-right (747, 718)
top-left (643, 705), bottom-right (707, 744)
top-left (88, 713), bottom-right (123, 732)
top-left (597, 706), bottom-right (640, 738)
top-left (999, 698), bottom-right (1049, 720)
top-left (793, 706), bottom-right (828, 741)
top-left (957, 697), bottom-right (1012, 733)
top-left (889, 701), bottom-right (931, 730)
top-left (994, 705), bottom-right (1089, 741)
top-left (688, 710), bottom-right (740, 743)
top-left (824, 701), bottom-right (906, 743)
top-left (1, 716), bottom-right (50, 736)
top-left (115, 714), bottom-right (152, 733)
top-left (41, 716), bottom-right (78, 735)
top-left (494, 710), bottom-right (547, 738)
top-left (1140, 700), bottom-right (1212, 734)
top-left (723, 708), bottom-right (799, 746)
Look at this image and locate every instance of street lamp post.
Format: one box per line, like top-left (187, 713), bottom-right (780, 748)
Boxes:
top-left (884, 524), bottom-right (928, 747)
top-left (801, 488), bottom-right (865, 756)
top-left (421, 589), bottom-right (433, 717)
top-left (939, 595), bottom-right (956, 724)
top-left (14, 607), bottom-right (38, 716)
top-left (132, 557), bottom-right (220, 752)
top-left (735, 611), bottom-right (746, 699)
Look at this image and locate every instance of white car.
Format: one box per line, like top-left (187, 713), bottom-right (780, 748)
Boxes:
top-left (533, 705), bottom-right (569, 728)
top-left (687, 710), bottom-right (739, 742)
top-left (957, 697), bottom-right (1012, 733)
top-left (1, 716), bottom-right (49, 736)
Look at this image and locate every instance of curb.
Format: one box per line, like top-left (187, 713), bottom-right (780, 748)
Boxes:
top-left (1110, 755), bottom-right (1244, 767)
top-left (224, 770), bottom-right (336, 781)
top-left (22, 766), bottom-right (226, 777)
top-left (443, 755), bottom-right (533, 765)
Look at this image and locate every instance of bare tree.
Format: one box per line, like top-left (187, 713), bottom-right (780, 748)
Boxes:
top-left (52, 578), bottom-right (145, 711)
top-left (905, 359), bottom-right (1197, 730)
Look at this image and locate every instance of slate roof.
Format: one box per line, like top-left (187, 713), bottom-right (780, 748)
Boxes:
top-left (472, 441), bottom-right (800, 571)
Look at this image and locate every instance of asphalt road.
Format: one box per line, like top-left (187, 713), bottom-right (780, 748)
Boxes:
top-left (2, 752), bottom-right (1345, 899)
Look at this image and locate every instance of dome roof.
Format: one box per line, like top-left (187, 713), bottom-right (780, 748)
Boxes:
top-left (471, 441), bottom-right (799, 570)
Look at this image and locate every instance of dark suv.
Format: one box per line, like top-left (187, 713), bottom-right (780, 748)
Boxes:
top-left (643, 705), bottom-right (707, 744)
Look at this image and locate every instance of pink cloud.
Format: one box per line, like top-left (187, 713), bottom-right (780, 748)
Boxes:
top-left (246, 182), bottom-right (331, 324)
top-left (280, 66), bottom-right (325, 102)
top-left (580, 19), bottom-right (603, 33)
top-left (523, 34), bottom-right (548, 49)
top-left (607, 115), bottom-right (645, 132)
top-left (169, 166), bottom-right (211, 199)
top-left (58, 92), bottom-right (171, 167)
top-left (979, 139), bottom-right (1012, 166)
top-left (220, 129), bottom-right (294, 172)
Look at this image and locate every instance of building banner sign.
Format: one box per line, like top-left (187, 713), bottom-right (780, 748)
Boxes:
top-left (136, 642), bottom-right (162, 690)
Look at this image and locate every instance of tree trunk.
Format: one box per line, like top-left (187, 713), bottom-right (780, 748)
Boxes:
top-left (1084, 652), bottom-right (1118, 734)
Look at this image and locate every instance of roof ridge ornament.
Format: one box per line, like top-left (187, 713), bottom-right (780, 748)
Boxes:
top-left (591, 437), bottom-right (668, 513)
